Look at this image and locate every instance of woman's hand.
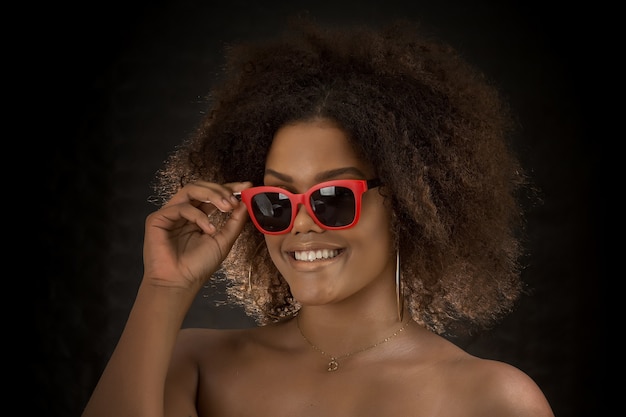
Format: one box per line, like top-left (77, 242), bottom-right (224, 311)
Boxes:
top-left (142, 181), bottom-right (252, 291)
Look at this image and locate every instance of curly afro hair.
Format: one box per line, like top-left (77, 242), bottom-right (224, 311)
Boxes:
top-left (152, 18), bottom-right (530, 337)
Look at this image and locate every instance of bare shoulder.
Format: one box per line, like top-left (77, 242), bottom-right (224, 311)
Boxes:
top-left (447, 353), bottom-right (555, 417)
top-left (175, 326), bottom-right (252, 351)
top-left (172, 323), bottom-right (293, 369)
top-left (173, 325), bottom-right (270, 361)
top-left (164, 326), bottom-right (265, 415)
top-left (399, 328), bottom-right (554, 417)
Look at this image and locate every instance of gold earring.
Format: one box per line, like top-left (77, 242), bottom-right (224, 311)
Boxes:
top-left (248, 240), bottom-right (266, 292)
top-left (396, 250), bottom-right (404, 322)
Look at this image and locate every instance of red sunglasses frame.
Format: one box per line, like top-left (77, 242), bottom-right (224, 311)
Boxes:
top-left (239, 178), bottom-right (381, 235)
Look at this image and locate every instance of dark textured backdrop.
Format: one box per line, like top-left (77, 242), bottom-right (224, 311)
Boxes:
top-left (36, 1), bottom-right (602, 416)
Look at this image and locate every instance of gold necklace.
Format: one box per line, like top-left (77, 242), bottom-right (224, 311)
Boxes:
top-left (295, 315), bottom-right (411, 372)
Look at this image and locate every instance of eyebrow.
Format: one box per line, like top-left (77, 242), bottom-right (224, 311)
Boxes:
top-left (264, 167), bottom-right (368, 183)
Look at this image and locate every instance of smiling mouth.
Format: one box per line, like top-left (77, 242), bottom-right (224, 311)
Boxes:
top-left (292, 249), bottom-right (341, 262)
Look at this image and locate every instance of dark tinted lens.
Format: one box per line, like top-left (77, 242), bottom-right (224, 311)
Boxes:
top-left (251, 192), bottom-right (292, 232)
top-left (310, 185), bottom-right (356, 227)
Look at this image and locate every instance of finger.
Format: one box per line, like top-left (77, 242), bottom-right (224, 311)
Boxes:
top-left (150, 202), bottom-right (220, 235)
top-left (209, 202), bottom-right (250, 254)
top-left (166, 181), bottom-right (252, 213)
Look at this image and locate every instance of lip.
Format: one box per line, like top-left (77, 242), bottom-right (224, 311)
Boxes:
top-left (285, 249), bottom-right (345, 271)
top-left (283, 242), bottom-right (346, 269)
top-left (290, 248), bottom-right (344, 260)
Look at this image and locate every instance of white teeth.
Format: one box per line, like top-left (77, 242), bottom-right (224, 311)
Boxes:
top-left (294, 249), bottom-right (339, 262)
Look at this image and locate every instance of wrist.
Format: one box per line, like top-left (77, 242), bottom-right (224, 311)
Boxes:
top-left (134, 279), bottom-right (198, 321)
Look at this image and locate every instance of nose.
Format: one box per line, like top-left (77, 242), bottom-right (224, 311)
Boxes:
top-left (291, 204), bottom-right (324, 234)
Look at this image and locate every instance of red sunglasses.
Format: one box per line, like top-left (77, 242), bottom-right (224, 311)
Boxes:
top-left (238, 178), bottom-right (381, 235)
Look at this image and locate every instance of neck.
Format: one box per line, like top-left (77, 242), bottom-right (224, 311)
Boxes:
top-left (294, 304), bottom-right (407, 355)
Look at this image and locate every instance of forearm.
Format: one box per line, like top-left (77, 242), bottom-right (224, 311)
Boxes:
top-left (81, 281), bottom-right (196, 417)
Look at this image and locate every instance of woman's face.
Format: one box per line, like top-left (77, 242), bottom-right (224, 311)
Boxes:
top-left (263, 119), bottom-right (395, 308)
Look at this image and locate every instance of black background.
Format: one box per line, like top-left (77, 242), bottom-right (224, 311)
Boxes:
top-left (35, 1), bottom-right (602, 416)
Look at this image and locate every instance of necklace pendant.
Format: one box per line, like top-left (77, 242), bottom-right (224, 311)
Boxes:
top-left (327, 358), bottom-right (339, 372)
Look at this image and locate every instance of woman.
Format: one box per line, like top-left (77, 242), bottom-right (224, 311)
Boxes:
top-left (82, 19), bottom-right (554, 417)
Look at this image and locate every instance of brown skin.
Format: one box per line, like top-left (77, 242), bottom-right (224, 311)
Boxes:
top-left (171, 325), bottom-right (552, 417)
top-left (82, 119), bottom-right (554, 417)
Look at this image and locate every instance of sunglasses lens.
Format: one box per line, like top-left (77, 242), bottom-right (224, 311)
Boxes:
top-left (246, 182), bottom-right (362, 233)
top-left (250, 192), bottom-right (292, 232)
top-left (311, 185), bottom-right (356, 227)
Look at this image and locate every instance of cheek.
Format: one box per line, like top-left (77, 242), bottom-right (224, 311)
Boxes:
top-left (350, 197), bottom-right (394, 255)
top-left (264, 235), bottom-right (284, 265)
top-left (360, 195), bottom-right (393, 238)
